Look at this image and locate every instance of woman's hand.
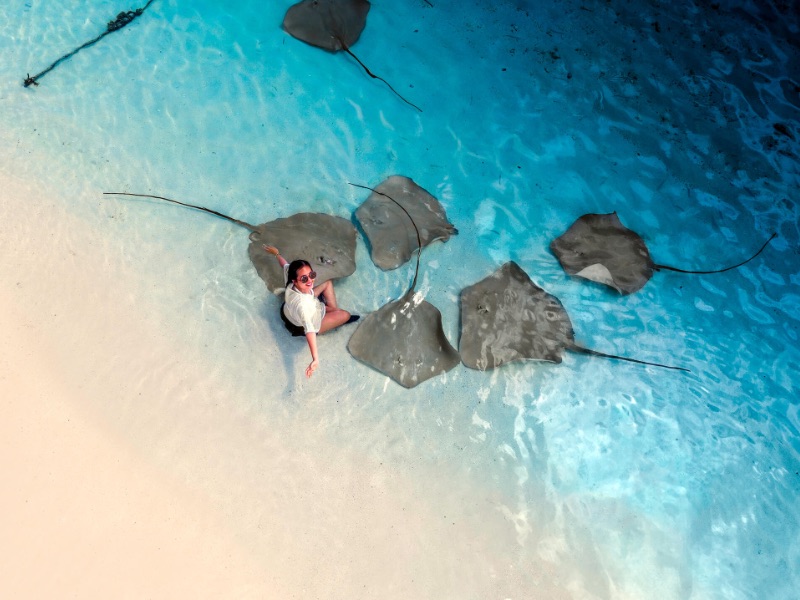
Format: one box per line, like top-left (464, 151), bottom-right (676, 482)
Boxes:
top-left (263, 244), bottom-right (280, 256)
top-left (305, 358), bottom-right (319, 378)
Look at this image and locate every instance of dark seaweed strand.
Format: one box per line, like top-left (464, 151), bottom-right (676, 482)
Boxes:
top-left (23, 0), bottom-right (157, 88)
top-left (348, 182), bottom-right (422, 294)
top-left (103, 192), bottom-right (258, 232)
top-left (654, 232), bottom-right (776, 275)
top-left (571, 345), bottom-right (690, 372)
top-left (339, 42), bottom-right (422, 113)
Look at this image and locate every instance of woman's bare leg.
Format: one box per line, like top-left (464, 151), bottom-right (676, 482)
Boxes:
top-left (318, 307), bottom-right (350, 333)
top-left (313, 280), bottom-right (338, 309)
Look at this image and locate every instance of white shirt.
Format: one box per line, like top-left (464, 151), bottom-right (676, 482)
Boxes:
top-left (282, 264), bottom-right (324, 333)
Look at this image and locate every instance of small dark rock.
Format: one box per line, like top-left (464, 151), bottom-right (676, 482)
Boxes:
top-left (774, 123), bottom-right (795, 140)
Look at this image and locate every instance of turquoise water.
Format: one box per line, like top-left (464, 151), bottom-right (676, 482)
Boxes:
top-left (3, 0), bottom-right (799, 597)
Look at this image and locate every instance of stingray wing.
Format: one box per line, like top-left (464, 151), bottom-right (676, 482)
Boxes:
top-left (248, 212), bottom-right (357, 293)
top-left (355, 175), bottom-right (457, 271)
top-left (283, 0), bottom-right (371, 52)
top-left (550, 212), bottom-right (654, 295)
top-left (459, 262), bottom-right (574, 370)
top-left (347, 293), bottom-right (460, 388)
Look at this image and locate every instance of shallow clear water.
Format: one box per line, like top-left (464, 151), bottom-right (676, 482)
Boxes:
top-left (2, 0), bottom-right (799, 597)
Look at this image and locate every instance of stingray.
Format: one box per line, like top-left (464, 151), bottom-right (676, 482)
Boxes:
top-left (550, 212), bottom-right (776, 295)
top-left (282, 0), bottom-right (421, 111)
top-left (103, 192), bottom-right (356, 292)
top-left (347, 184), bottom-right (460, 388)
top-left (459, 261), bottom-right (688, 372)
top-left (353, 176), bottom-right (458, 271)
top-left (24, 0), bottom-right (157, 88)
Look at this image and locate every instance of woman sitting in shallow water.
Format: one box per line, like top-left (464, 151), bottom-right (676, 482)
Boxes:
top-left (263, 245), bottom-right (359, 378)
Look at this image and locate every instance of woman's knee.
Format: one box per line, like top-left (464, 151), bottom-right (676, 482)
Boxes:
top-left (331, 308), bottom-right (350, 324)
top-left (320, 308), bottom-right (349, 333)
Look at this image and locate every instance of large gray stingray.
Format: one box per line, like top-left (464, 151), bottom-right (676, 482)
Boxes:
top-left (282, 0), bottom-right (421, 111)
top-left (353, 175), bottom-right (458, 271)
top-left (104, 193), bottom-right (356, 292)
top-left (459, 261), bottom-right (688, 372)
top-left (551, 212), bottom-right (776, 295)
top-left (347, 184), bottom-right (460, 388)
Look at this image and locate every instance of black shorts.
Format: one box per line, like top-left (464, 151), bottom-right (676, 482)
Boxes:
top-left (280, 302), bottom-right (307, 337)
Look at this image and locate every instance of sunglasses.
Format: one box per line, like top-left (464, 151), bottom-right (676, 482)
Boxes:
top-left (297, 271), bottom-right (317, 284)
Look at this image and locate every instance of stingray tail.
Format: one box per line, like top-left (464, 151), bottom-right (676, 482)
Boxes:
top-left (654, 232), bottom-right (776, 275)
top-left (348, 182), bottom-right (422, 294)
top-left (571, 345), bottom-right (690, 372)
top-left (103, 192), bottom-right (258, 232)
top-left (341, 45), bottom-right (422, 113)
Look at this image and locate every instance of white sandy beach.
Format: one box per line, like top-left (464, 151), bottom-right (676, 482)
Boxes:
top-left (1, 296), bottom-right (269, 598)
top-left (0, 174), bottom-right (269, 597)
